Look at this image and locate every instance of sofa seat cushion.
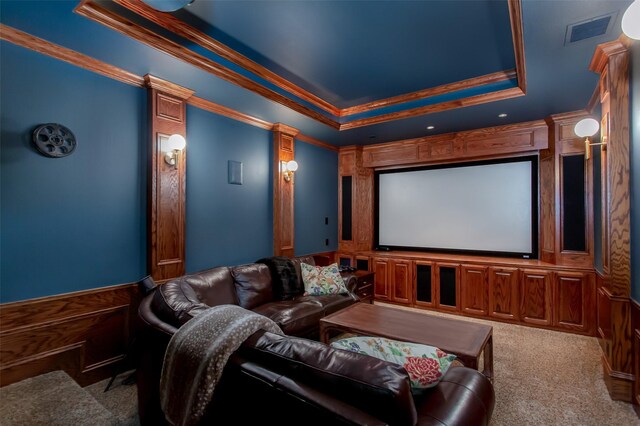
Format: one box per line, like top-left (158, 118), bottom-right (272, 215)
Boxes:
top-left (295, 294), bottom-right (355, 315)
top-left (231, 264), bottom-right (273, 310)
top-left (252, 301), bottom-right (324, 336)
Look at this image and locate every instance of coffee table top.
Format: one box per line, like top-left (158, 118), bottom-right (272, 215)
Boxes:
top-left (321, 303), bottom-right (492, 358)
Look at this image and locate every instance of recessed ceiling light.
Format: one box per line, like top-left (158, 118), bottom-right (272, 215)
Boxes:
top-left (498, 113), bottom-right (508, 118)
top-left (426, 126), bottom-right (435, 130)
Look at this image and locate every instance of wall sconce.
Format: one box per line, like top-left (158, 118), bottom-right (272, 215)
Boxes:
top-left (281, 160), bottom-right (298, 182)
top-left (574, 118), bottom-right (603, 161)
top-left (163, 134), bottom-right (186, 167)
top-left (622, 0), bottom-right (640, 40)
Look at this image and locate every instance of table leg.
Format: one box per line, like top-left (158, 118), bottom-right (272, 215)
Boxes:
top-left (483, 335), bottom-right (494, 382)
top-left (319, 323), bottom-right (330, 344)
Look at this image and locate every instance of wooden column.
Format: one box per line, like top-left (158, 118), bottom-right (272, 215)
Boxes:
top-left (273, 123), bottom-right (298, 257)
top-left (589, 41), bottom-right (632, 401)
top-left (145, 75), bottom-right (194, 281)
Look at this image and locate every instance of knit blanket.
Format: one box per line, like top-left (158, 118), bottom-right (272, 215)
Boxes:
top-left (160, 305), bottom-right (283, 426)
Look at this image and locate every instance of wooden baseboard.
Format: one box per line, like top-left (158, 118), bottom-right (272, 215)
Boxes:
top-left (601, 354), bottom-right (634, 402)
top-left (0, 283), bottom-right (140, 387)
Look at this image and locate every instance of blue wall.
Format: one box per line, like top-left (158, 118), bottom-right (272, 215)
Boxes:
top-left (631, 43), bottom-right (640, 302)
top-left (0, 42), bottom-right (147, 303)
top-left (294, 141), bottom-right (338, 255)
top-left (185, 106), bottom-right (273, 271)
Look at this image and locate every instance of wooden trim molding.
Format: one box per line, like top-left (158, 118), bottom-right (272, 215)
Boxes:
top-left (0, 23), bottom-right (333, 150)
top-left (78, 0), bottom-right (527, 127)
top-left (0, 283), bottom-right (139, 387)
top-left (361, 119), bottom-right (547, 168)
top-left (146, 75), bottom-right (189, 280)
top-left (340, 70), bottom-right (517, 116)
top-left (144, 74), bottom-right (194, 100)
top-left (273, 124), bottom-right (299, 257)
top-left (589, 40), bottom-right (628, 74)
top-left (74, 0), bottom-right (340, 130)
top-left (0, 24), bottom-right (145, 88)
top-left (113, 0), bottom-right (340, 117)
top-left (508, 0), bottom-right (527, 93)
top-left (340, 87), bottom-right (524, 131)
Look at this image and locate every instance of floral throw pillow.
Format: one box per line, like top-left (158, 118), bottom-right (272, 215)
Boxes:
top-left (330, 336), bottom-right (456, 391)
top-left (301, 262), bottom-right (348, 296)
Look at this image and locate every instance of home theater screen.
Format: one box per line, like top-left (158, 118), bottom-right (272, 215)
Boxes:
top-left (376, 156), bottom-right (538, 258)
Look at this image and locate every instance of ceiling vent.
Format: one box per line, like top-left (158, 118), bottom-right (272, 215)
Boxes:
top-left (565, 12), bottom-right (617, 45)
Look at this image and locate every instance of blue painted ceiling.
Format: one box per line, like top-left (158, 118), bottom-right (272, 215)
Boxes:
top-left (0, 0), bottom-right (634, 146)
top-left (180, 0), bottom-right (515, 108)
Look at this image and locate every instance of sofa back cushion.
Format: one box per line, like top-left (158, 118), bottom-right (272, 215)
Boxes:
top-left (151, 266), bottom-right (238, 327)
top-left (290, 255), bottom-right (315, 295)
top-left (231, 263), bottom-right (273, 309)
top-left (240, 331), bottom-right (417, 426)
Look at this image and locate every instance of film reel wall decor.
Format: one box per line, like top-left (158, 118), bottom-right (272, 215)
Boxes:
top-left (32, 123), bottom-right (77, 158)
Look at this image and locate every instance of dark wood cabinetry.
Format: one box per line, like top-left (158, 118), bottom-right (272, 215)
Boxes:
top-left (372, 258), bottom-right (389, 300)
top-left (434, 263), bottom-right (460, 312)
top-left (554, 271), bottom-right (594, 333)
top-left (461, 265), bottom-right (488, 316)
top-left (488, 267), bottom-right (519, 321)
top-left (520, 269), bottom-right (552, 327)
top-left (390, 260), bottom-right (412, 304)
top-left (341, 270), bottom-right (374, 303)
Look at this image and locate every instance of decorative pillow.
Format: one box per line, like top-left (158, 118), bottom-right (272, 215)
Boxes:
top-left (301, 262), bottom-right (348, 296)
top-left (330, 336), bottom-right (456, 391)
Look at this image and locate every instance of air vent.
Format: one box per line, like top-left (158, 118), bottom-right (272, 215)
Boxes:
top-left (565, 12), bottom-right (617, 45)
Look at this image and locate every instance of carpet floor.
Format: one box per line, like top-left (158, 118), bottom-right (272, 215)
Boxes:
top-left (377, 302), bottom-right (639, 425)
top-left (2, 306), bottom-right (638, 425)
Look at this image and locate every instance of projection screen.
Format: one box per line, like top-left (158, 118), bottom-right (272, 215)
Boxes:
top-left (377, 157), bottom-right (537, 257)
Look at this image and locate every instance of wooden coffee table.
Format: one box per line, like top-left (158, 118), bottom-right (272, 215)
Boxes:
top-left (320, 303), bottom-right (493, 380)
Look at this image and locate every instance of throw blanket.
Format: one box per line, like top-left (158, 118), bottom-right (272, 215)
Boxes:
top-left (160, 305), bottom-right (283, 426)
top-left (256, 256), bottom-right (300, 300)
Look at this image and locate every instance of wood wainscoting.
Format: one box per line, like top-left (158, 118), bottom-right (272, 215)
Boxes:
top-left (632, 299), bottom-right (640, 415)
top-left (0, 283), bottom-right (140, 387)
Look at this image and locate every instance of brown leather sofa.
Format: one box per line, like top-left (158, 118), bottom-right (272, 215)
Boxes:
top-left (136, 256), bottom-right (495, 425)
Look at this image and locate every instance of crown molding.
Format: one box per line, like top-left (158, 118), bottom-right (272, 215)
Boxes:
top-left (272, 123), bottom-right (300, 136)
top-left (144, 74), bottom-right (194, 99)
top-left (589, 39), bottom-right (628, 74)
top-left (508, 0), bottom-right (527, 94)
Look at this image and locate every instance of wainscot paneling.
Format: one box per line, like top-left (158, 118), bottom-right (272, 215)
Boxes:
top-left (0, 283), bottom-right (140, 387)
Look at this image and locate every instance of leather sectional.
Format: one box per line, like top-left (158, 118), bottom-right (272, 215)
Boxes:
top-left (136, 255), bottom-right (495, 425)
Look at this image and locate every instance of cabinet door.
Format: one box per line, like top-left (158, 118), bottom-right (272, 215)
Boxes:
top-left (390, 260), bottom-right (412, 305)
top-left (489, 267), bottom-right (519, 321)
top-left (461, 265), bottom-right (488, 316)
top-left (520, 269), bottom-right (552, 326)
top-left (414, 261), bottom-right (435, 308)
top-left (372, 258), bottom-right (389, 300)
top-left (554, 271), bottom-right (594, 333)
top-left (435, 263), bottom-right (460, 312)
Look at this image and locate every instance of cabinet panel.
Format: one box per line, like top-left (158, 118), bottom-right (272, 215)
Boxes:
top-left (391, 260), bottom-right (412, 304)
top-left (461, 265), bottom-right (488, 316)
top-left (435, 263), bottom-right (460, 312)
top-left (373, 258), bottom-right (389, 300)
top-left (414, 261), bottom-right (434, 308)
top-left (489, 267), bottom-right (519, 321)
top-left (520, 269), bottom-right (552, 326)
top-left (554, 271), bottom-right (594, 333)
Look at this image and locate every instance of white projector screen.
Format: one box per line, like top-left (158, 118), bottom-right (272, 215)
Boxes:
top-left (377, 157), bottom-right (537, 257)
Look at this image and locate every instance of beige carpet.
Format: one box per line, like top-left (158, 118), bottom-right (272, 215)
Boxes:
top-left (0, 370), bottom-right (117, 425)
top-left (377, 302), bottom-right (639, 426)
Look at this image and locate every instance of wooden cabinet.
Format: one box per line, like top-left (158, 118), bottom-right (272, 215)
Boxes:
top-left (414, 261), bottom-right (435, 308)
top-left (488, 267), bottom-right (519, 321)
top-left (520, 269), bottom-right (552, 326)
top-left (553, 271), bottom-right (594, 333)
top-left (372, 258), bottom-right (390, 300)
top-left (373, 258), bottom-right (411, 304)
top-left (461, 265), bottom-right (488, 316)
top-left (434, 263), bottom-right (460, 312)
top-left (390, 260), bottom-right (412, 304)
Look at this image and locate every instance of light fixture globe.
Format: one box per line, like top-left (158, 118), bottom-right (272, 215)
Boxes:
top-left (622, 0), bottom-right (640, 40)
top-left (286, 160), bottom-right (298, 172)
top-left (574, 118), bottom-right (599, 138)
top-left (166, 134), bottom-right (186, 151)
